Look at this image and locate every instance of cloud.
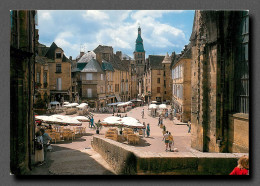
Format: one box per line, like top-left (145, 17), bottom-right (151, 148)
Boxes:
top-left (82, 10), bottom-right (109, 21)
top-left (38, 10), bottom-right (193, 59)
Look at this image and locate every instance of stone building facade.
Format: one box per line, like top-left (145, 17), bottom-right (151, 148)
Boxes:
top-left (42, 42), bottom-right (72, 103)
top-left (171, 46), bottom-right (192, 123)
top-left (10, 10), bottom-right (37, 174)
top-left (190, 10), bottom-right (249, 153)
top-left (144, 55), bottom-right (172, 103)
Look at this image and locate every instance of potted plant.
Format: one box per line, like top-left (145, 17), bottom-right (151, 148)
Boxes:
top-left (94, 122), bottom-right (103, 134)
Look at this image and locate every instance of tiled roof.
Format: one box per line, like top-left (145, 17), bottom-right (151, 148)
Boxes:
top-left (78, 51), bottom-right (96, 63)
top-left (148, 55), bottom-right (165, 70)
top-left (81, 59), bottom-right (103, 73)
top-left (44, 42), bottom-right (59, 60)
top-left (102, 60), bottom-right (114, 71)
top-left (44, 42), bottom-right (71, 63)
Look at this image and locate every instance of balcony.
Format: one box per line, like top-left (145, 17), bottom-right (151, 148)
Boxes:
top-left (82, 80), bottom-right (98, 85)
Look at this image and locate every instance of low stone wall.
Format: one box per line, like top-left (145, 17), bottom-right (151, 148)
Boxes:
top-left (92, 136), bottom-right (248, 175)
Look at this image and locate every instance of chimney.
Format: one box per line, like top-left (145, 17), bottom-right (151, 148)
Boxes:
top-left (96, 53), bottom-right (103, 66)
top-left (80, 51), bottom-right (84, 58)
top-left (116, 51), bottom-right (122, 60)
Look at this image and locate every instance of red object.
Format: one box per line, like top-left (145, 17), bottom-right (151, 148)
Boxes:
top-left (229, 167), bottom-right (248, 175)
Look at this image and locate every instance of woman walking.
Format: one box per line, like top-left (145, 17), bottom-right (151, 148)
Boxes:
top-left (168, 132), bottom-right (174, 152)
top-left (162, 131), bottom-right (169, 151)
top-left (143, 122), bottom-right (146, 137)
top-left (35, 131), bottom-right (44, 166)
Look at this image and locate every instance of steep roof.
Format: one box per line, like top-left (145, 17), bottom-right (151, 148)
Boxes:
top-left (44, 42), bottom-right (59, 60)
top-left (148, 55), bottom-right (165, 70)
top-left (162, 53), bottom-right (171, 64)
top-left (72, 62), bottom-right (88, 72)
top-left (81, 58), bottom-right (103, 73)
top-left (102, 60), bottom-right (114, 71)
top-left (44, 42), bottom-right (71, 63)
top-left (78, 51), bottom-right (96, 63)
top-left (93, 45), bottom-right (113, 54)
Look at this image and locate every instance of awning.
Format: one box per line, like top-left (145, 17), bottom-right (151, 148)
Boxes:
top-left (115, 93), bottom-right (121, 102)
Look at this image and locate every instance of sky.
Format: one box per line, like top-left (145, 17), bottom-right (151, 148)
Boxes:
top-left (37, 10), bottom-right (195, 59)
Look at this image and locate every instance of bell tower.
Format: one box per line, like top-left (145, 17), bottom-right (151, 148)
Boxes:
top-left (134, 26), bottom-right (145, 96)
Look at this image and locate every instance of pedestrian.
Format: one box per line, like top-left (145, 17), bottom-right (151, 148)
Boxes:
top-left (163, 125), bottom-right (166, 132)
top-left (161, 116), bottom-right (164, 125)
top-left (230, 155), bottom-right (249, 175)
top-left (40, 128), bottom-right (52, 164)
top-left (168, 132), bottom-right (174, 152)
top-left (143, 122), bottom-right (146, 137)
top-left (165, 110), bottom-right (168, 118)
top-left (141, 109), bottom-right (144, 119)
top-left (188, 120), bottom-right (191, 133)
top-left (162, 131), bottom-right (170, 151)
top-left (90, 116), bottom-right (94, 128)
top-left (158, 117), bottom-right (161, 126)
top-left (34, 131), bottom-right (44, 166)
top-left (146, 123), bottom-right (150, 137)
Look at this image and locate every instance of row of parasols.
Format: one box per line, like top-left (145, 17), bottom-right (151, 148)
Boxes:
top-left (101, 116), bottom-right (144, 128)
top-left (35, 114), bottom-right (89, 126)
top-left (148, 103), bottom-right (167, 109)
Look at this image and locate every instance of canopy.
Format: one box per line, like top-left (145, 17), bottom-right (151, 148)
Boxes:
top-left (50, 101), bottom-right (60, 105)
top-left (117, 101), bottom-right (132, 107)
top-left (159, 104), bottom-right (167, 109)
top-left (149, 104), bottom-right (158, 109)
top-left (74, 116), bottom-right (89, 122)
top-left (101, 116), bottom-right (144, 128)
top-left (130, 99), bottom-right (142, 102)
top-left (35, 114), bottom-right (82, 125)
top-left (64, 103), bottom-right (79, 108)
top-left (107, 102), bottom-right (123, 106)
top-left (151, 101), bottom-right (157, 104)
top-left (76, 103), bottom-right (88, 109)
top-left (63, 102), bottom-right (70, 105)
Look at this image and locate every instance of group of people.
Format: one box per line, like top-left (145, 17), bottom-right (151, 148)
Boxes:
top-left (162, 131), bottom-right (174, 152)
top-left (140, 122), bottom-right (150, 138)
top-left (34, 128), bottom-right (52, 166)
top-left (158, 115), bottom-right (164, 126)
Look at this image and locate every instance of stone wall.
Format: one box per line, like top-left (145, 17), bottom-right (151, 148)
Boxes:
top-left (92, 136), bottom-right (248, 175)
top-left (228, 114), bottom-right (249, 153)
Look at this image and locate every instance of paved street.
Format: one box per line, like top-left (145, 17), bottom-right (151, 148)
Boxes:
top-left (31, 105), bottom-right (191, 175)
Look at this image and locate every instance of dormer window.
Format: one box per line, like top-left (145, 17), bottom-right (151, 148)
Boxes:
top-left (56, 52), bottom-right (61, 59)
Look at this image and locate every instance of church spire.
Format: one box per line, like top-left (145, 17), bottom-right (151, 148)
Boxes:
top-left (135, 26), bottom-right (145, 52)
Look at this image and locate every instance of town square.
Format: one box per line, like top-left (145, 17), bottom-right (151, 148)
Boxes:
top-left (10, 10), bottom-right (249, 175)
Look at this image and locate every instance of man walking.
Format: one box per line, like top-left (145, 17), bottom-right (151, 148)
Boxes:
top-left (146, 123), bottom-right (150, 137)
top-left (141, 109), bottom-right (144, 119)
top-left (40, 128), bottom-right (52, 164)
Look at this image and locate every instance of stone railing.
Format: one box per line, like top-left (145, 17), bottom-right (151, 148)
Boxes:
top-left (92, 136), bottom-right (248, 175)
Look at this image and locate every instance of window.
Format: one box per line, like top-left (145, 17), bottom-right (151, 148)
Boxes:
top-left (157, 87), bottom-right (160, 93)
top-left (86, 73), bottom-right (92, 80)
top-left (101, 86), bottom-right (104, 93)
top-left (56, 78), bottom-right (62, 90)
top-left (87, 88), bottom-right (92, 98)
top-left (164, 80), bottom-right (166, 87)
top-left (111, 85), bottom-right (113, 92)
top-left (56, 52), bottom-right (61, 58)
top-left (108, 85), bottom-right (110, 92)
top-left (234, 11), bottom-right (249, 114)
top-left (157, 78), bottom-right (160, 84)
top-left (101, 74), bottom-right (104, 81)
top-left (43, 72), bottom-right (47, 83)
top-left (56, 64), bottom-right (61, 73)
top-left (110, 72), bottom-right (113, 81)
top-left (36, 72), bottom-right (40, 83)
